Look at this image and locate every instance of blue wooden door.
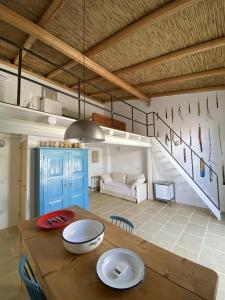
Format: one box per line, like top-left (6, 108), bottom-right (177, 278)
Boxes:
top-left (41, 150), bottom-right (68, 214)
top-left (68, 150), bottom-right (88, 209)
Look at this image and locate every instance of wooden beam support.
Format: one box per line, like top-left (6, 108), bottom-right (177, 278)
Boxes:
top-left (0, 59), bottom-right (104, 104)
top-left (14, 0), bottom-right (64, 65)
top-left (0, 4), bottom-right (149, 101)
top-left (110, 86), bottom-right (225, 102)
top-left (47, 0), bottom-right (198, 79)
top-left (74, 36), bottom-right (225, 90)
top-left (89, 68), bottom-right (225, 98)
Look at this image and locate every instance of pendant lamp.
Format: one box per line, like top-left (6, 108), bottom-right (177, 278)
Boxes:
top-left (64, 0), bottom-right (105, 143)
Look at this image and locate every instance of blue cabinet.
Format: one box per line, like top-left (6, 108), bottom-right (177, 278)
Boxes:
top-left (35, 148), bottom-right (88, 216)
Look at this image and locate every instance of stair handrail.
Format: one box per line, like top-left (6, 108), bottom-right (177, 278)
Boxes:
top-left (148, 112), bottom-right (220, 210)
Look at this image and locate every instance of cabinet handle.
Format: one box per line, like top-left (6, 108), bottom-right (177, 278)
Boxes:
top-left (69, 182), bottom-right (72, 187)
top-left (64, 183), bottom-right (67, 188)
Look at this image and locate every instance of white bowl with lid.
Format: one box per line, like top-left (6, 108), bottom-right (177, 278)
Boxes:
top-left (62, 219), bottom-right (104, 254)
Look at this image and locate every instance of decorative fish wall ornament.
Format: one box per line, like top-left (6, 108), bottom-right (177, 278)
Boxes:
top-left (165, 133), bottom-right (170, 146)
top-left (209, 166), bottom-right (213, 182)
top-left (171, 107), bottom-right (174, 123)
top-left (178, 105), bottom-right (183, 120)
top-left (218, 124), bottom-right (223, 156)
top-left (223, 165), bottom-right (225, 185)
top-left (198, 100), bottom-right (200, 116)
top-left (206, 97), bottom-right (213, 120)
top-left (218, 124), bottom-right (225, 185)
top-left (165, 108), bottom-right (168, 119)
top-left (216, 93), bottom-right (219, 109)
top-left (200, 158), bottom-right (205, 177)
top-left (188, 103), bottom-right (191, 114)
top-left (183, 147), bottom-right (187, 163)
top-left (208, 128), bottom-right (213, 163)
top-left (198, 125), bottom-right (203, 153)
top-left (208, 128), bottom-right (213, 182)
top-left (189, 128), bottom-right (192, 147)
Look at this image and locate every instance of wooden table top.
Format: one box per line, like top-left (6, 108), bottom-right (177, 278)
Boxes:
top-left (18, 206), bottom-right (218, 300)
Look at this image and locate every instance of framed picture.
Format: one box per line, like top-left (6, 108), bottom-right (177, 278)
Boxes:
top-left (92, 151), bottom-right (99, 163)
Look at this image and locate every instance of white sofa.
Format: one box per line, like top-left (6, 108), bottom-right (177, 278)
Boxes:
top-left (100, 173), bottom-right (147, 203)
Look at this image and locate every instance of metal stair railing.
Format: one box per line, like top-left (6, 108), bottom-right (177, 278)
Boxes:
top-left (147, 112), bottom-right (220, 211)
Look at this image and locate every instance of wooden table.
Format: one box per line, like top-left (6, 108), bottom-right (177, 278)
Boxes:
top-left (18, 206), bottom-right (218, 300)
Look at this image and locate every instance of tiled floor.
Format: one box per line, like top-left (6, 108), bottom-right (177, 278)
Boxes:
top-left (0, 227), bottom-right (26, 299)
top-left (89, 192), bottom-right (225, 300)
top-left (1, 192), bottom-right (225, 299)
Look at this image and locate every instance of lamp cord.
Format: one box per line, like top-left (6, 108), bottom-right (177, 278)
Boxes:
top-left (82, 0), bottom-right (86, 119)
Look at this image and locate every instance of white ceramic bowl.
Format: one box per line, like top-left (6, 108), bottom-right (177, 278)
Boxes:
top-left (96, 248), bottom-right (145, 289)
top-left (62, 219), bottom-right (105, 254)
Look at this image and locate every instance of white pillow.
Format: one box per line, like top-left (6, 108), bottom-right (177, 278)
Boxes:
top-left (101, 174), bottom-right (112, 184)
top-left (111, 172), bottom-right (126, 184)
top-left (130, 179), bottom-right (138, 190)
top-left (126, 174), bottom-right (138, 184)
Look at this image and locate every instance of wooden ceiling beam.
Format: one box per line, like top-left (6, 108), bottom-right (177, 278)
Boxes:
top-left (89, 68), bottom-right (225, 98)
top-left (0, 4), bottom-right (149, 101)
top-left (47, 0), bottom-right (198, 79)
top-left (76, 36), bottom-right (225, 90)
top-left (110, 86), bottom-right (225, 102)
top-left (14, 0), bottom-right (64, 65)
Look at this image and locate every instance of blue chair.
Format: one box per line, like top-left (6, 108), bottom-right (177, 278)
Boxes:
top-left (110, 215), bottom-right (134, 233)
top-left (18, 255), bottom-right (47, 300)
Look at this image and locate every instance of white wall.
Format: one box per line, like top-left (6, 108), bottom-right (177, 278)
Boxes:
top-left (150, 90), bottom-right (225, 211)
top-left (108, 145), bottom-right (147, 177)
top-left (104, 101), bottom-right (147, 136)
top-left (0, 133), bottom-right (20, 229)
top-left (0, 64), bottom-right (105, 119)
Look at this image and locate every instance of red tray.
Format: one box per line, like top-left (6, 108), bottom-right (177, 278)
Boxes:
top-left (36, 209), bottom-right (75, 230)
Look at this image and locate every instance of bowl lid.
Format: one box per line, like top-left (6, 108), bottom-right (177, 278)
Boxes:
top-left (96, 248), bottom-right (145, 289)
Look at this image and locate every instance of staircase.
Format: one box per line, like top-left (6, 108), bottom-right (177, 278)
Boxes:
top-left (149, 112), bottom-right (221, 220)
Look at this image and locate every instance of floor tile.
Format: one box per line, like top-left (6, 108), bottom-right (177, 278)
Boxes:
top-left (177, 205), bottom-right (195, 217)
top-left (135, 229), bottom-right (153, 242)
top-left (199, 246), bottom-right (225, 273)
top-left (176, 232), bottom-right (203, 252)
top-left (139, 221), bottom-right (162, 236)
top-left (208, 223), bottom-right (225, 238)
top-left (170, 214), bottom-right (189, 225)
top-left (184, 222), bottom-right (206, 238)
top-left (173, 245), bottom-right (199, 262)
top-left (152, 231), bottom-right (177, 251)
top-left (131, 212), bottom-right (152, 223)
top-left (189, 214), bottom-right (209, 226)
top-left (161, 221), bottom-right (185, 236)
top-left (204, 233), bottom-right (225, 253)
top-left (151, 212), bottom-right (170, 224)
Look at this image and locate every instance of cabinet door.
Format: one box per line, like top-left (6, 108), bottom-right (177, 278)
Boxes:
top-left (42, 150), bottom-right (68, 214)
top-left (68, 150), bottom-right (88, 209)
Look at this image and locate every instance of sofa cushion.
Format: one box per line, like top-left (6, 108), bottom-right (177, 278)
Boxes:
top-left (104, 181), bottom-right (135, 198)
top-left (126, 174), bottom-right (138, 184)
top-left (111, 172), bottom-right (126, 184)
top-left (101, 173), bottom-right (112, 184)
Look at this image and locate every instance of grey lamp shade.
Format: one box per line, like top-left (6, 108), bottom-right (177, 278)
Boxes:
top-left (64, 119), bottom-right (105, 143)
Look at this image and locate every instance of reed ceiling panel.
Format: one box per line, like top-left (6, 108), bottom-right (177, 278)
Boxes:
top-left (140, 75), bottom-right (225, 95)
top-left (0, 0), bottom-right (51, 22)
top-left (92, 0), bottom-right (225, 72)
top-left (44, 0), bottom-right (170, 52)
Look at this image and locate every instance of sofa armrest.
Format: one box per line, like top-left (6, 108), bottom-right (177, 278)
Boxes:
top-left (136, 183), bottom-right (147, 203)
top-left (100, 178), bottom-right (105, 191)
